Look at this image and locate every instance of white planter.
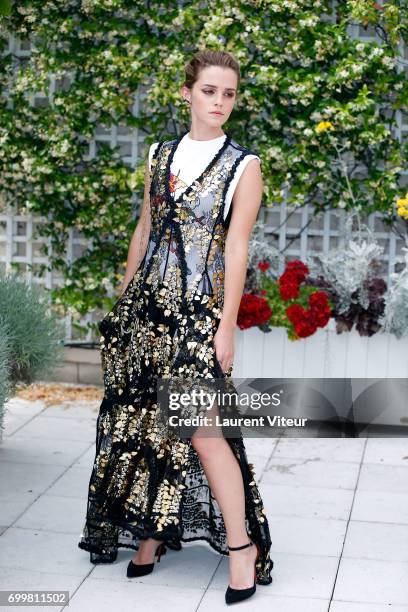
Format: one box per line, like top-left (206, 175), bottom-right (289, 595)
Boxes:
top-left (233, 322), bottom-right (408, 429)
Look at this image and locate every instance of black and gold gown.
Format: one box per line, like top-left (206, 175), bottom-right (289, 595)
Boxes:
top-left (78, 130), bottom-right (274, 585)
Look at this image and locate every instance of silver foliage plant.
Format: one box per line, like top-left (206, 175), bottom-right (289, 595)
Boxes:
top-left (246, 220), bottom-right (283, 292)
top-left (308, 212), bottom-right (384, 314)
top-left (379, 245), bottom-right (408, 339)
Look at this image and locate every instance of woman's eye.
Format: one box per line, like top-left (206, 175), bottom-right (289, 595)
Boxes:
top-left (203, 90), bottom-right (234, 97)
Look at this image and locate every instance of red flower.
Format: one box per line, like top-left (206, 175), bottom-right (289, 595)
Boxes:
top-left (284, 259), bottom-right (309, 283)
top-left (237, 293), bottom-right (272, 330)
top-left (286, 304), bottom-right (318, 338)
top-left (309, 291), bottom-right (329, 308)
top-left (279, 271), bottom-right (303, 289)
top-left (294, 319), bottom-right (317, 338)
top-left (258, 261), bottom-right (270, 272)
top-left (279, 270), bottom-right (297, 286)
top-left (279, 281), bottom-right (299, 301)
top-left (313, 308), bottom-right (331, 327)
top-left (286, 259), bottom-right (309, 274)
top-left (286, 304), bottom-right (307, 324)
top-left (308, 291), bottom-right (331, 327)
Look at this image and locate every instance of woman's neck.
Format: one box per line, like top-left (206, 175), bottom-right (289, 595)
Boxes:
top-left (187, 127), bottom-right (225, 141)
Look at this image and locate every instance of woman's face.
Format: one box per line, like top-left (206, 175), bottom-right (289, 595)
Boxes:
top-left (181, 65), bottom-right (238, 129)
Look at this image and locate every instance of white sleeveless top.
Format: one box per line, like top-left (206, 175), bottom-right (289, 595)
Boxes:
top-left (148, 133), bottom-right (260, 221)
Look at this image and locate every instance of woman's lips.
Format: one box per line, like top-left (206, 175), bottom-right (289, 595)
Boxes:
top-left (210, 112), bottom-right (223, 115)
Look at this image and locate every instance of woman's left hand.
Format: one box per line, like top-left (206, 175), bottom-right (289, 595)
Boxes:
top-left (213, 325), bottom-right (235, 374)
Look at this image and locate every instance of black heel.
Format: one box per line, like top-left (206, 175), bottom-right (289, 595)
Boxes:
top-left (225, 541), bottom-right (260, 605)
top-left (126, 542), bottom-right (167, 578)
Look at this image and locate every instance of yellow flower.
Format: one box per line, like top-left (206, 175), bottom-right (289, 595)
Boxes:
top-left (397, 208), bottom-right (408, 219)
top-left (315, 121), bottom-right (334, 134)
top-left (395, 194), bottom-right (408, 220)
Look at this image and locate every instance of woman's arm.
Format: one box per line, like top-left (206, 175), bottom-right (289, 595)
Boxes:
top-left (119, 156), bottom-right (152, 295)
top-left (213, 158), bottom-right (263, 373)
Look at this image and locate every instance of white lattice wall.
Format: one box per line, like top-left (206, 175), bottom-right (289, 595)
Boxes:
top-left (1, 13), bottom-right (407, 343)
top-left (259, 204), bottom-right (408, 280)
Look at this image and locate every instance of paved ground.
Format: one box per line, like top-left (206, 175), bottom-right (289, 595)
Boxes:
top-left (0, 396), bottom-right (408, 611)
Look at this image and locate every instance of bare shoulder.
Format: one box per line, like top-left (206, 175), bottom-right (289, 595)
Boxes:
top-left (226, 155), bottom-right (263, 241)
top-left (236, 157), bottom-right (262, 186)
top-left (232, 156), bottom-right (263, 206)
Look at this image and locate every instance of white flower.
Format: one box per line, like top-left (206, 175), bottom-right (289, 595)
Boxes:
top-left (60, 140), bottom-right (70, 154)
top-left (22, 156), bottom-right (35, 172)
top-left (369, 47), bottom-right (384, 58)
top-left (299, 16), bottom-right (318, 27)
top-left (381, 56), bottom-right (396, 68)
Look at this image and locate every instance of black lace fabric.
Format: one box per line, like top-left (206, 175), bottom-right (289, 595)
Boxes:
top-left (78, 131), bottom-right (274, 585)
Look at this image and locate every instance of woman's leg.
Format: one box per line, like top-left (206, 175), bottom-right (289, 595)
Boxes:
top-left (131, 436), bottom-right (257, 585)
top-left (190, 402), bottom-right (258, 589)
top-left (132, 398), bottom-right (257, 584)
top-left (131, 537), bottom-right (164, 564)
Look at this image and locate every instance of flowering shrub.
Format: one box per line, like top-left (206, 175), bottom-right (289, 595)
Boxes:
top-left (0, 2), bottom-right (407, 335)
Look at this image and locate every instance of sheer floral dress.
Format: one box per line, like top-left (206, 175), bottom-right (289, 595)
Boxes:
top-left (77, 130), bottom-right (274, 585)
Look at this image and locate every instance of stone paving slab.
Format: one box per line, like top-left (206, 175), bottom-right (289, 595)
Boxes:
top-left (0, 396), bottom-right (407, 611)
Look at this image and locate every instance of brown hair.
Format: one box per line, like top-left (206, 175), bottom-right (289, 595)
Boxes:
top-left (183, 49), bottom-right (240, 91)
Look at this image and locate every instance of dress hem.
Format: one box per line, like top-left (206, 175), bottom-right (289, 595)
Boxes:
top-left (78, 533), bottom-right (273, 586)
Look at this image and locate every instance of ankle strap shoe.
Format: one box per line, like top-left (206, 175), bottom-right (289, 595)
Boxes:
top-left (225, 540), bottom-right (260, 605)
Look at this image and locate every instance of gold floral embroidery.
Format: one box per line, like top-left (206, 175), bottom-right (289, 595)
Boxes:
top-left (78, 133), bottom-right (274, 585)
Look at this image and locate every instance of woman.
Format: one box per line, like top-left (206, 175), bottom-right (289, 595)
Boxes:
top-left (78, 49), bottom-right (274, 605)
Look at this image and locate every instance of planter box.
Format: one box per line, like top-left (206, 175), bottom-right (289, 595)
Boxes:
top-left (34, 324), bottom-right (408, 429)
top-left (233, 321), bottom-right (408, 429)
